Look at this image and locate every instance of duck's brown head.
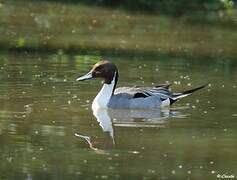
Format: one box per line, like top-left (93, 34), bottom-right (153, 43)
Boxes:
top-left (76, 60), bottom-right (118, 84)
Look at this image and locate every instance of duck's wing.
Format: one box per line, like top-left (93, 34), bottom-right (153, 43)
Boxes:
top-left (133, 83), bottom-right (172, 89)
top-left (137, 86), bottom-right (172, 99)
top-left (110, 86), bottom-right (169, 109)
top-left (114, 84), bottom-right (207, 104)
top-left (114, 86), bottom-right (172, 99)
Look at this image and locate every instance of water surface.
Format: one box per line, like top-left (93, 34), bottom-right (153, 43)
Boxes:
top-left (0, 52), bottom-right (236, 179)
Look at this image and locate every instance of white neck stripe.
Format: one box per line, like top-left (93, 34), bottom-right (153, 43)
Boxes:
top-left (92, 72), bottom-right (116, 110)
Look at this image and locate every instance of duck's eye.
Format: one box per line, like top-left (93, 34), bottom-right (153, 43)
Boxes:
top-left (93, 70), bottom-right (101, 76)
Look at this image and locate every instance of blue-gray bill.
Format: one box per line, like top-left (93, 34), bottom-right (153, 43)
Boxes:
top-left (76, 71), bottom-right (93, 81)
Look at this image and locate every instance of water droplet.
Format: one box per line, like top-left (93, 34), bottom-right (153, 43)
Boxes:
top-left (120, 40), bottom-right (127, 44)
top-left (108, 166), bottom-right (114, 170)
top-left (178, 165), bottom-right (183, 169)
top-left (101, 175), bottom-right (108, 179)
top-left (131, 151), bottom-right (140, 154)
top-left (171, 170), bottom-right (176, 174)
top-left (148, 169), bottom-right (155, 173)
top-left (92, 19), bottom-right (97, 24)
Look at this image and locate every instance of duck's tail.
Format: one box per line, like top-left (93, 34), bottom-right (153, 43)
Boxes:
top-left (170, 84), bottom-right (207, 104)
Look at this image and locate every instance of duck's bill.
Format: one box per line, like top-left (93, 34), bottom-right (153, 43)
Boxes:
top-left (76, 71), bottom-right (93, 81)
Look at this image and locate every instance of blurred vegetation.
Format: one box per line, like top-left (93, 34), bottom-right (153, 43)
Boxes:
top-left (0, 0), bottom-right (236, 59)
top-left (42, 0), bottom-right (237, 27)
top-left (35, 0), bottom-right (231, 16)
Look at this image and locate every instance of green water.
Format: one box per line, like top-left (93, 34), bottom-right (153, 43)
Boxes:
top-left (0, 52), bottom-right (236, 179)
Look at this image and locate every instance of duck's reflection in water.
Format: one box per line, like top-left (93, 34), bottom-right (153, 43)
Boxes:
top-left (109, 108), bottom-right (187, 127)
top-left (75, 107), bottom-right (187, 152)
top-left (75, 132), bottom-right (114, 154)
top-left (75, 109), bottom-right (115, 154)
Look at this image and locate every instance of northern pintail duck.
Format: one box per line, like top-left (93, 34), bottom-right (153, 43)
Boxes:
top-left (77, 60), bottom-right (206, 109)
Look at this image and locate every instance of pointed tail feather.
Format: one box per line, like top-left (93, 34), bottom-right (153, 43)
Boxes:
top-left (171, 84), bottom-right (207, 102)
